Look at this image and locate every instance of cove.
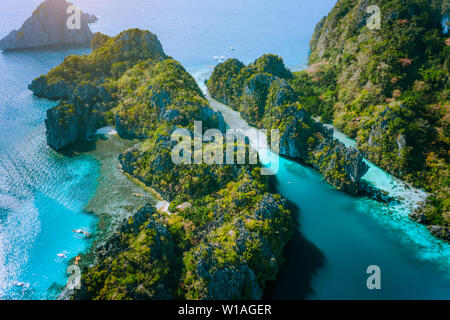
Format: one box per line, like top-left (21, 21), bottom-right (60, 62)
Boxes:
top-left (194, 68), bottom-right (450, 300)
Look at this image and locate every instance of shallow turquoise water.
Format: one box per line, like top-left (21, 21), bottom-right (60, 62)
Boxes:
top-left (0, 0), bottom-right (449, 300)
top-left (197, 71), bottom-right (450, 299)
top-left (273, 157), bottom-right (450, 299)
top-left (0, 49), bottom-right (98, 299)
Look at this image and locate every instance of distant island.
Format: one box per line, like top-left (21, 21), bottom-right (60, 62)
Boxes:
top-left (0, 0), bottom-right (97, 51)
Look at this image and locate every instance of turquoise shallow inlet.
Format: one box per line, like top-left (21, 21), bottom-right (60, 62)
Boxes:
top-left (0, 0), bottom-right (449, 300)
top-left (195, 71), bottom-right (450, 299)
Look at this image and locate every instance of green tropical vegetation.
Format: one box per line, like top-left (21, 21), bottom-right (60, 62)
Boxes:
top-left (306, 0), bottom-right (449, 228)
top-left (30, 29), bottom-right (293, 299)
top-left (208, 0), bottom-right (449, 236)
top-left (208, 54), bottom-right (369, 195)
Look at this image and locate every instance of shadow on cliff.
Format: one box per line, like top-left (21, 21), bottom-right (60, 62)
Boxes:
top-left (59, 139), bottom-right (98, 156)
top-left (264, 177), bottom-right (326, 300)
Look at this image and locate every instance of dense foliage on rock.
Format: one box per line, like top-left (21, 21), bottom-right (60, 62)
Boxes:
top-left (28, 29), bottom-right (224, 150)
top-left (77, 129), bottom-right (292, 300)
top-left (306, 0), bottom-right (449, 230)
top-left (208, 54), bottom-right (368, 194)
top-left (32, 29), bottom-right (294, 299)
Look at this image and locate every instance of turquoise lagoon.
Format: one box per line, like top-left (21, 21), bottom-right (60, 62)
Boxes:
top-left (0, 0), bottom-right (448, 300)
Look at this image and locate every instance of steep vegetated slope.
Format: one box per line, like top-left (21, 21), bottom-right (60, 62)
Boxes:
top-left (207, 0), bottom-right (449, 240)
top-left (307, 0), bottom-right (449, 236)
top-left (208, 54), bottom-right (369, 195)
top-left (30, 29), bottom-right (293, 299)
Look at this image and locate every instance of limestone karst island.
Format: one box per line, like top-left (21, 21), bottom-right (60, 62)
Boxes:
top-left (0, 0), bottom-right (448, 307)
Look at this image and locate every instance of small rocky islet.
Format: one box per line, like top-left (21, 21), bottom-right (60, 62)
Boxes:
top-left (0, 0), bottom-right (97, 51)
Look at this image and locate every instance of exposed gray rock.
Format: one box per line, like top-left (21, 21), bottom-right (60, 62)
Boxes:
top-left (409, 211), bottom-right (429, 224)
top-left (74, 205), bottom-right (174, 300)
top-left (118, 147), bottom-right (140, 174)
top-left (276, 105), bottom-right (368, 194)
top-left (43, 83), bottom-right (111, 150)
top-left (45, 105), bottom-right (79, 151)
top-left (199, 107), bottom-right (227, 133)
top-left (241, 74), bottom-right (275, 121)
top-left (427, 225), bottom-right (450, 242)
top-left (189, 244), bottom-right (262, 300)
top-left (0, 0), bottom-right (97, 51)
top-left (27, 76), bottom-right (73, 100)
top-left (160, 108), bottom-right (181, 121)
top-left (255, 193), bottom-right (287, 221)
top-left (359, 182), bottom-right (399, 203)
top-left (208, 56), bottom-right (368, 194)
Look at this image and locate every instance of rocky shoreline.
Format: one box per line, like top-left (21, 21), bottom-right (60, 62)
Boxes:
top-left (206, 54), bottom-right (450, 244)
top-left (410, 208), bottom-right (450, 242)
top-left (207, 55), bottom-right (369, 195)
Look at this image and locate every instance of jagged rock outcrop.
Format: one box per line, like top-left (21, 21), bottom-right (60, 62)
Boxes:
top-left (30, 29), bottom-right (224, 151)
top-left (118, 147), bottom-right (141, 174)
top-left (427, 225), bottom-right (450, 242)
top-left (43, 83), bottom-right (111, 150)
top-left (208, 54), bottom-right (369, 194)
top-left (276, 105), bottom-right (368, 194)
top-left (72, 204), bottom-right (176, 300)
top-left (311, 138), bottom-right (369, 194)
top-left (27, 76), bottom-right (73, 100)
top-left (410, 207), bottom-right (450, 242)
top-left (306, 0), bottom-right (449, 232)
top-left (0, 0), bottom-right (97, 51)
top-left (184, 243), bottom-right (263, 300)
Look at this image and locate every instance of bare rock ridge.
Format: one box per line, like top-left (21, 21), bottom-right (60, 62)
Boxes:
top-left (0, 0), bottom-right (97, 51)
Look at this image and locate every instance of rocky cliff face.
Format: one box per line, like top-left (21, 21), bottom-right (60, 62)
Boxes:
top-left (208, 55), bottom-right (369, 194)
top-left (306, 0), bottom-right (449, 231)
top-left (29, 29), bottom-right (223, 151)
top-left (73, 204), bottom-right (177, 300)
top-left (0, 0), bottom-right (97, 51)
top-left (43, 83), bottom-right (111, 150)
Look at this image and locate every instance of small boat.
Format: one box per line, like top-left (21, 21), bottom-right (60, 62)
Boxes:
top-left (12, 281), bottom-right (29, 288)
top-left (229, 46), bottom-right (235, 51)
top-left (72, 229), bottom-right (91, 237)
top-left (57, 253), bottom-right (67, 259)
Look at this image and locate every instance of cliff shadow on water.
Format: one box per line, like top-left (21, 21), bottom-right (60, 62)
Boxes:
top-left (264, 174), bottom-right (326, 300)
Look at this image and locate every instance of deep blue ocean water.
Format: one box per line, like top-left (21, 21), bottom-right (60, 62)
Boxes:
top-left (0, 0), bottom-right (449, 300)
